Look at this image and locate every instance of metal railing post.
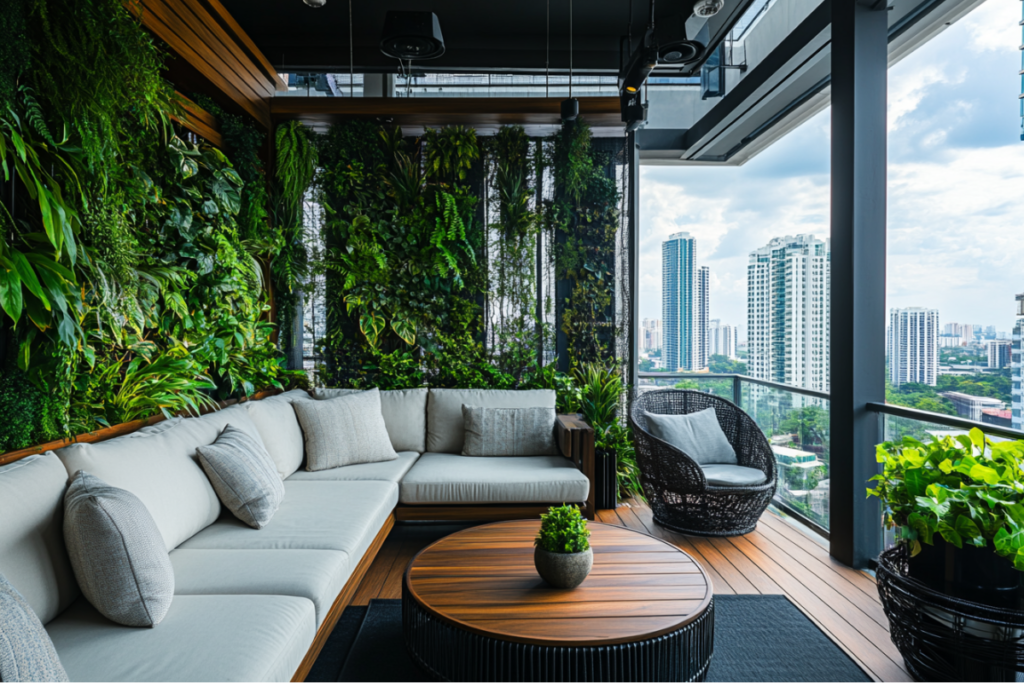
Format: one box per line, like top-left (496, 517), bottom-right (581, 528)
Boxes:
top-left (733, 375), bottom-right (742, 407)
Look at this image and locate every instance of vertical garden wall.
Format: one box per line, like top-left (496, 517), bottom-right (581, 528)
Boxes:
top-left (0, 0), bottom-right (638, 498)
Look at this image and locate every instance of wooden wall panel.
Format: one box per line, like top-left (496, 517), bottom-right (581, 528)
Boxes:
top-left (133, 0), bottom-right (284, 131)
top-left (173, 92), bottom-right (223, 147)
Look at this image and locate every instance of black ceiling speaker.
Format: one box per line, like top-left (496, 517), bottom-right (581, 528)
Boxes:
top-left (653, 13), bottom-right (704, 66)
top-left (380, 11), bottom-right (445, 61)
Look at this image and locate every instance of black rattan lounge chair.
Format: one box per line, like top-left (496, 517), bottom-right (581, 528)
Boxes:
top-left (630, 389), bottom-right (777, 536)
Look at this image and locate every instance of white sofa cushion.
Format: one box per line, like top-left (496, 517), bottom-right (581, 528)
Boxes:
top-left (242, 390), bottom-right (312, 479)
top-left (170, 549), bottom-right (349, 627)
top-left (178, 480), bottom-right (397, 561)
top-left (0, 453), bottom-right (79, 624)
top-left (55, 405), bottom-right (261, 552)
top-left (47, 594), bottom-right (314, 682)
top-left (399, 453), bottom-right (589, 504)
top-left (313, 388), bottom-right (428, 453)
top-left (427, 389), bottom-right (556, 454)
top-left (197, 425), bottom-right (285, 529)
top-left (286, 451), bottom-right (421, 484)
top-left (63, 472), bottom-right (175, 627)
top-left (0, 572), bottom-right (68, 682)
top-left (293, 389), bottom-right (398, 471)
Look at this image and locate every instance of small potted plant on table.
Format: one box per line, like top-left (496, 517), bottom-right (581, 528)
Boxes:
top-left (534, 504), bottom-right (593, 589)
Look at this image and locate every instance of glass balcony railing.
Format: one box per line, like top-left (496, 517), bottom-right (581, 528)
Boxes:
top-left (638, 373), bottom-right (830, 534)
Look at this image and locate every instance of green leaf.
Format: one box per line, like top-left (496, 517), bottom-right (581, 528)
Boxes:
top-left (6, 251), bottom-right (49, 309)
top-left (391, 318), bottom-right (416, 345)
top-left (954, 515), bottom-right (985, 547)
top-left (0, 267), bottom-right (23, 323)
top-left (969, 463), bottom-right (1001, 485)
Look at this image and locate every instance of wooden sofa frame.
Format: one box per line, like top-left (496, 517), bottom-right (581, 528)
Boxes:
top-left (0, 393), bottom-right (596, 682)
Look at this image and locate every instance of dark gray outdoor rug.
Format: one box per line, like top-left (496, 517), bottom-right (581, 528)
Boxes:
top-left (306, 595), bottom-right (872, 682)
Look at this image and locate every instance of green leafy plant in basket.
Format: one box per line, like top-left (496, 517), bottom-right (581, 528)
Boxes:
top-left (535, 504), bottom-right (591, 554)
top-left (868, 427), bottom-right (1024, 570)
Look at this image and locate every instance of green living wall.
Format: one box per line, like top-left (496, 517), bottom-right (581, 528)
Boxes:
top-left (0, 0), bottom-right (306, 451)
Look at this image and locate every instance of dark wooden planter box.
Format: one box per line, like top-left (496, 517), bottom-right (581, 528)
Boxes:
top-left (595, 449), bottom-right (617, 510)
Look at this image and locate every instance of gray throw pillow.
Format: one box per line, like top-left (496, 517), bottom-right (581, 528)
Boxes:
top-left (197, 425), bottom-right (285, 529)
top-left (461, 406), bottom-right (558, 456)
top-left (292, 388), bottom-right (398, 471)
top-left (644, 407), bottom-right (738, 466)
top-left (0, 572), bottom-right (68, 682)
top-left (63, 471), bottom-right (174, 627)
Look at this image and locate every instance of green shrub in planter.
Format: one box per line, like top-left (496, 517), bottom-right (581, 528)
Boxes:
top-left (535, 504), bottom-right (591, 554)
top-left (869, 428), bottom-right (1024, 571)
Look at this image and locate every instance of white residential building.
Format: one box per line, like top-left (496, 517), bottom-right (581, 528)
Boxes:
top-left (641, 318), bottom-right (662, 352)
top-left (988, 339), bottom-right (1012, 369)
top-left (887, 308), bottom-right (939, 387)
top-left (709, 320), bottom-right (739, 360)
top-left (697, 266), bottom-right (710, 370)
top-left (1013, 294), bottom-right (1024, 430)
top-left (747, 235), bottom-right (830, 392)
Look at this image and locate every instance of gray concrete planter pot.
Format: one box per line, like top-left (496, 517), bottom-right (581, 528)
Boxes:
top-left (534, 546), bottom-right (593, 589)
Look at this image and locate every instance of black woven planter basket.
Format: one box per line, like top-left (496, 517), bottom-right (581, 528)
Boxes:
top-left (877, 545), bottom-right (1024, 682)
top-left (629, 390), bottom-right (777, 537)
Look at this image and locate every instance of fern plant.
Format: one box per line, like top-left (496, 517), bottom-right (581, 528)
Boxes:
top-left (535, 504), bottom-right (591, 554)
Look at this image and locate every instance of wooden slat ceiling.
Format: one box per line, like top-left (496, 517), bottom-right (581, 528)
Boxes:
top-left (134, 0), bottom-right (285, 131)
top-left (271, 96), bottom-right (625, 137)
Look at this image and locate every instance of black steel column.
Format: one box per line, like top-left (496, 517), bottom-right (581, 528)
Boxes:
top-left (829, 0), bottom-right (887, 568)
top-left (627, 132), bottom-right (640, 390)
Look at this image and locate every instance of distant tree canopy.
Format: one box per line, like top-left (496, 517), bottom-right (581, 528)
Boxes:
top-left (708, 354), bottom-right (747, 375)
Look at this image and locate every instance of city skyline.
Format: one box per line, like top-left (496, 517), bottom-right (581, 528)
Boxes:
top-left (637, 1), bottom-right (1024, 342)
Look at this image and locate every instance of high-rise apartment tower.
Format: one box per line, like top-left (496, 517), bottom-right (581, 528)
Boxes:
top-left (697, 266), bottom-right (710, 370)
top-left (887, 307), bottom-right (939, 387)
top-left (662, 233), bottom-right (697, 372)
top-left (747, 235), bottom-right (830, 391)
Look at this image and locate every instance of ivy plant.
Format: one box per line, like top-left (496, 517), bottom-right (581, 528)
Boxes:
top-left (869, 428), bottom-right (1024, 570)
top-left (535, 504), bottom-right (591, 554)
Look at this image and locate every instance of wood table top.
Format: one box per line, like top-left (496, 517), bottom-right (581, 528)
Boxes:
top-left (403, 519), bottom-right (712, 647)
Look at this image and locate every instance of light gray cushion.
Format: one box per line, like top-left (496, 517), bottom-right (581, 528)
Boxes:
top-left (63, 471), bottom-right (175, 627)
top-left (197, 425), bottom-right (285, 529)
top-left (0, 572), bottom-right (68, 682)
top-left (47, 594), bottom-right (314, 682)
top-left (286, 451), bottom-right (421, 484)
top-left (702, 464), bottom-right (768, 487)
top-left (170, 549), bottom-right (349, 627)
top-left (293, 389), bottom-right (398, 471)
top-left (313, 388), bottom-right (428, 453)
top-left (243, 390), bottom-right (314, 479)
top-left (179, 481), bottom-right (397, 562)
top-left (462, 405), bottom-right (557, 456)
top-left (56, 404), bottom-right (262, 551)
top-left (400, 453), bottom-right (589, 504)
top-left (644, 407), bottom-right (738, 466)
top-left (427, 389), bottom-right (556, 454)
top-left (0, 453), bottom-right (79, 624)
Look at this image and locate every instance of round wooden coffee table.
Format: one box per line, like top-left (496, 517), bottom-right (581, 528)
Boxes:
top-left (402, 519), bottom-right (714, 682)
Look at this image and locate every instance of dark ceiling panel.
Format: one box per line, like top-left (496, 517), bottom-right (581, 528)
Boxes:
top-left (220, 0), bottom-right (754, 74)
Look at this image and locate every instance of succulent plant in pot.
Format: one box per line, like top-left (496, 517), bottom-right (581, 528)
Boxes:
top-left (869, 428), bottom-right (1024, 609)
top-left (534, 504), bottom-right (593, 589)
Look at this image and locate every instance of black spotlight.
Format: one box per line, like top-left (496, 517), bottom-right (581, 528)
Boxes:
top-left (561, 97), bottom-right (579, 121)
top-left (380, 11), bottom-right (445, 61)
top-left (618, 29), bottom-right (658, 96)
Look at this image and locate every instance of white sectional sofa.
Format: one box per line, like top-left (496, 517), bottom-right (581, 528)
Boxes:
top-left (0, 387), bottom-right (594, 682)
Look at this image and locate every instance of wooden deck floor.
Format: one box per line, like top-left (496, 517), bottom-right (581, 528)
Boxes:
top-left (352, 502), bottom-right (910, 682)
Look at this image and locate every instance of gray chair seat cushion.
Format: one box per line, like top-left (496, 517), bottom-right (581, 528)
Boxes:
top-left (178, 481), bottom-right (397, 562)
top-left (701, 464), bottom-right (768, 487)
top-left (400, 453), bottom-right (590, 504)
top-left (47, 594), bottom-right (314, 682)
top-left (170, 549), bottom-right (349, 627)
top-left (0, 453), bottom-right (79, 624)
top-left (286, 451), bottom-right (421, 484)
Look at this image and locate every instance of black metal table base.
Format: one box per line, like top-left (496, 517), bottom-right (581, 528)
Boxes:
top-left (402, 587), bottom-right (715, 682)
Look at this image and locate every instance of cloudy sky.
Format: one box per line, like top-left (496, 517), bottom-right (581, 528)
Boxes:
top-left (638, 0), bottom-right (1024, 339)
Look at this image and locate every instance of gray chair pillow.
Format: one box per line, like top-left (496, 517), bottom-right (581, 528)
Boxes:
top-left (292, 388), bottom-right (399, 471)
top-left (644, 407), bottom-right (738, 466)
top-left (462, 406), bottom-right (557, 456)
top-left (63, 471), bottom-right (174, 627)
top-left (0, 572), bottom-right (68, 682)
top-left (197, 425), bottom-right (285, 529)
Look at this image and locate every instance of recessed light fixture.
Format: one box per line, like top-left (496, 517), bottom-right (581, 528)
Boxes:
top-left (303, 0), bottom-right (326, 7)
top-left (693, 0), bottom-right (724, 19)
